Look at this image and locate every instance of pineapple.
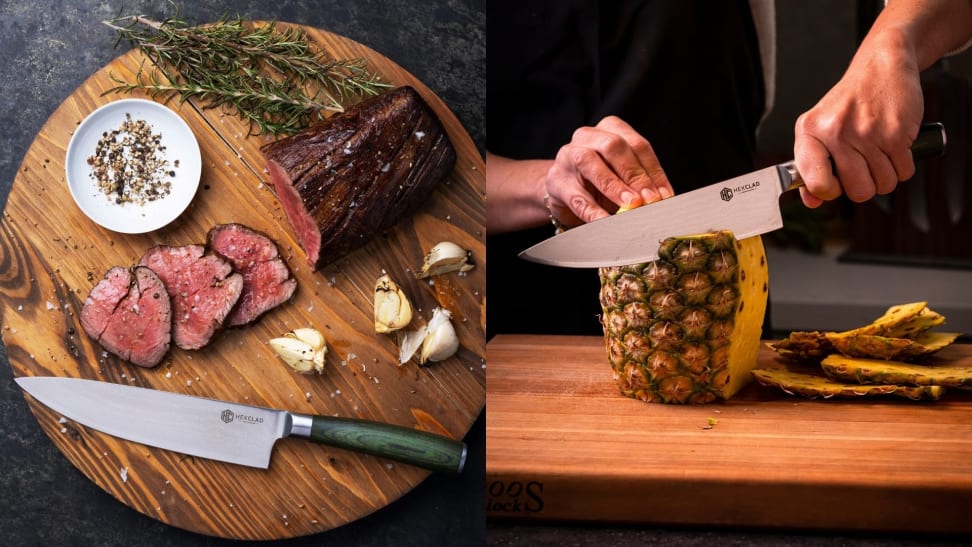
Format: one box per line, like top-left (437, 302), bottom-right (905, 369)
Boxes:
top-left (751, 368), bottom-right (945, 400)
top-left (598, 230), bottom-right (768, 404)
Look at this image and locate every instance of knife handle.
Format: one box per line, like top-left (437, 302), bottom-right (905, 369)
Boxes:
top-left (781, 122), bottom-right (946, 190)
top-left (910, 121), bottom-right (947, 159)
top-left (293, 414), bottom-right (467, 473)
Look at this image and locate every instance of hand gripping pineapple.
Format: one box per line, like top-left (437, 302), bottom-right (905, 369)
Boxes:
top-left (598, 230), bottom-right (769, 404)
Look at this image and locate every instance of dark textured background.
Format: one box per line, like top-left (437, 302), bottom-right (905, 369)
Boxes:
top-left (0, 1), bottom-right (483, 545)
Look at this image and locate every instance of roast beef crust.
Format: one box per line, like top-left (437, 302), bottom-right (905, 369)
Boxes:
top-left (260, 86), bottom-right (457, 269)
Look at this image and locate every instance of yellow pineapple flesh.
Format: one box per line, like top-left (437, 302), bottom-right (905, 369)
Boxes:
top-left (598, 231), bottom-right (768, 404)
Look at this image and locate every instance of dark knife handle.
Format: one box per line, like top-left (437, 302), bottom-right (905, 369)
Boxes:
top-left (781, 122), bottom-right (946, 190)
top-left (910, 121), bottom-right (947, 159)
top-left (296, 414), bottom-right (467, 473)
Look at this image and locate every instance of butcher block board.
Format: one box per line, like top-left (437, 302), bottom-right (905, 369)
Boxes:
top-left (0, 23), bottom-right (484, 540)
top-left (486, 335), bottom-right (972, 534)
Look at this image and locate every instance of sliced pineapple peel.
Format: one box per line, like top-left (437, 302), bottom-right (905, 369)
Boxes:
top-left (760, 302), bottom-right (965, 401)
top-left (752, 368), bottom-right (945, 400)
top-left (824, 331), bottom-right (960, 361)
top-left (771, 302), bottom-right (958, 362)
top-left (821, 354), bottom-right (972, 389)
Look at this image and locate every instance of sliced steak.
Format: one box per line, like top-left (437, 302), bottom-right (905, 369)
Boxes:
top-left (80, 266), bottom-right (171, 368)
top-left (139, 244), bottom-right (243, 350)
top-left (207, 223), bottom-right (297, 327)
top-left (261, 85), bottom-right (456, 270)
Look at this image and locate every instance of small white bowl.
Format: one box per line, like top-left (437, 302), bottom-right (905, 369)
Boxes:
top-left (65, 98), bottom-right (202, 234)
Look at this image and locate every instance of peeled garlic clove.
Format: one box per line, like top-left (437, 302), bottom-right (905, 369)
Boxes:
top-left (415, 241), bottom-right (475, 279)
top-left (312, 345), bottom-right (327, 373)
top-left (419, 308), bottom-right (459, 364)
top-left (271, 327), bottom-right (327, 374)
top-left (291, 327), bottom-right (325, 352)
top-left (374, 274), bottom-right (413, 333)
top-left (270, 337), bottom-right (318, 373)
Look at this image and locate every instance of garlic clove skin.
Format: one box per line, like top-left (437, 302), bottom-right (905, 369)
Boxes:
top-left (419, 308), bottom-right (459, 364)
top-left (374, 274), bottom-right (413, 333)
top-left (415, 241), bottom-right (475, 279)
top-left (398, 326), bottom-right (428, 365)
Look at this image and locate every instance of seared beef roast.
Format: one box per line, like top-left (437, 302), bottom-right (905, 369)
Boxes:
top-left (139, 245), bottom-right (243, 350)
top-left (261, 85), bottom-right (456, 270)
top-left (80, 266), bottom-right (172, 368)
top-left (208, 223), bottom-right (297, 327)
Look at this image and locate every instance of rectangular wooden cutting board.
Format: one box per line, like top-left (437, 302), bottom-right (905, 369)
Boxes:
top-left (486, 335), bottom-right (972, 534)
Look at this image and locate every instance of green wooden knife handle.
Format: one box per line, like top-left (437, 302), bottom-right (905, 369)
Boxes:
top-left (296, 415), bottom-right (467, 473)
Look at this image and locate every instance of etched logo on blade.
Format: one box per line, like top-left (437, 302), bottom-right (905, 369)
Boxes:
top-left (220, 409), bottom-right (265, 425)
top-left (722, 180), bottom-right (761, 202)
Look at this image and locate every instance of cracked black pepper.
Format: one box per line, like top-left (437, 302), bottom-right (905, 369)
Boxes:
top-left (87, 113), bottom-right (175, 205)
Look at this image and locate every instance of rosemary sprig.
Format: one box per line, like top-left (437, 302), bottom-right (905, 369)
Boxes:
top-left (103, 14), bottom-right (391, 135)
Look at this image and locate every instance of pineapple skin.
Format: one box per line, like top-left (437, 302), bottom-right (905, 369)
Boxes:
top-left (598, 231), bottom-right (769, 404)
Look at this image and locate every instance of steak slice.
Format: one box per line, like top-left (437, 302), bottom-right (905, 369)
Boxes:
top-left (139, 244), bottom-right (243, 350)
top-left (261, 85), bottom-right (456, 270)
top-left (80, 266), bottom-right (171, 368)
top-left (207, 223), bottom-right (297, 327)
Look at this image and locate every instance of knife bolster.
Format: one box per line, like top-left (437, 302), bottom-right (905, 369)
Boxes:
top-left (290, 413), bottom-right (314, 438)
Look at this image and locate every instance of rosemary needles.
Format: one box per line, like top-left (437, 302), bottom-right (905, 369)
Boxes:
top-left (103, 14), bottom-right (391, 135)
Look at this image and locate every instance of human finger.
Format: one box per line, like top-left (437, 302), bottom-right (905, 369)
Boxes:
top-left (595, 116), bottom-right (673, 202)
top-left (793, 130), bottom-right (843, 206)
top-left (545, 154), bottom-right (613, 226)
top-left (562, 128), bottom-right (646, 209)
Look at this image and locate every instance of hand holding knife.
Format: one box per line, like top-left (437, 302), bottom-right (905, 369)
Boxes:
top-left (520, 122), bottom-right (945, 268)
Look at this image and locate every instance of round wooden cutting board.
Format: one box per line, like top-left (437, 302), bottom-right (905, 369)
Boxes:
top-left (0, 23), bottom-right (484, 540)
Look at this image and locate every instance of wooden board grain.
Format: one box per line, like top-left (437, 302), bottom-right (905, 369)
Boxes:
top-left (0, 24), bottom-right (484, 540)
top-left (486, 335), bottom-right (972, 534)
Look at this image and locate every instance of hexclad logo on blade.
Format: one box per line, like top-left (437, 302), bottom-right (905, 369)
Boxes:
top-left (221, 409), bottom-right (235, 423)
top-left (720, 187), bottom-right (733, 202)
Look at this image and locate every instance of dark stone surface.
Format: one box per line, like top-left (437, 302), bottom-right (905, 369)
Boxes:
top-left (0, 1), bottom-right (483, 545)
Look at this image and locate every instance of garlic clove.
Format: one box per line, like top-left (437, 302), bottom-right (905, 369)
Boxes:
top-left (419, 308), bottom-right (459, 364)
top-left (374, 274), bottom-right (413, 333)
top-left (415, 241), bottom-right (475, 279)
top-left (271, 327), bottom-right (327, 374)
top-left (312, 345), bottom-right (327, 373)
top-left (291, 327), bottom-right (325, 352)
top-left (269, 337), bottom-right (317, 373)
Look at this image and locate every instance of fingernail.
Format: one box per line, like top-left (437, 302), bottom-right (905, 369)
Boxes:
top-left (641, 188), bottom-right (660, 203)
top-left (659, 187), bottom-right (674, 199)
top-left (621, 191), bottom-right (641, 207)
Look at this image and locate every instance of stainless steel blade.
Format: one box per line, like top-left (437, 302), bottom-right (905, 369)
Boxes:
top-left (519, 164), bottom-right (792, 267)
top-left (15, 376), bottom-right (288, 469)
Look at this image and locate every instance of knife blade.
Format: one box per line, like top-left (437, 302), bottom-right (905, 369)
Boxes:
top-left (15, 376), bottom-right (466, 474)
top-left (519, 122), bottom-right (946, 268)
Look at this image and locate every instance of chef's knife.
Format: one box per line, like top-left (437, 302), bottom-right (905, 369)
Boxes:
top-left (15, 376), bottom-right (466, 473)
top-left (520, 122), bottom-right (946, 267)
